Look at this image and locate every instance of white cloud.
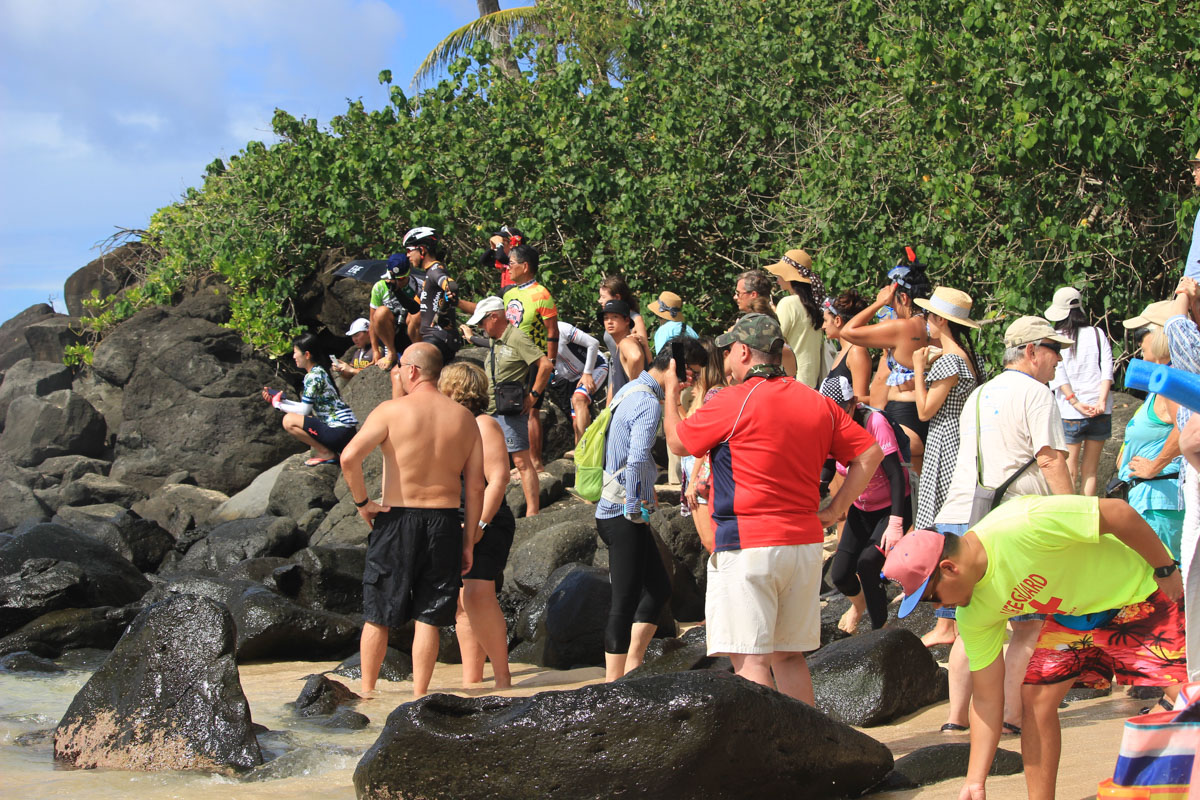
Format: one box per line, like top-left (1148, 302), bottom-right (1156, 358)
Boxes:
top-left (114, 111), bottom-right (166, 132)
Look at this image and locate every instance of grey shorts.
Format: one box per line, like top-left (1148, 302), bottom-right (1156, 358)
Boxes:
top-left (493, 412), bottom-right (530, 453)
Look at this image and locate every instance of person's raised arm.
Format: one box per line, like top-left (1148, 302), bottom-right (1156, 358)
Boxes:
top-left (1036, 445), bottom-right (1073, 495)
top-left (839, 284), bottom-right (907, 349)
top-left (340, 409), bottom-right (392, 526)
top-left (1098, 498), bottom-right (1182, 600)
top-left (961, 654), bottom-right (1005, 800)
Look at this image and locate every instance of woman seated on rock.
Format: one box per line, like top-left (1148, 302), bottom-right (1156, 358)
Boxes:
top-left (262, 333), bottom-right (358, 466)
top-left (438, 361), bottom-right (515, 690)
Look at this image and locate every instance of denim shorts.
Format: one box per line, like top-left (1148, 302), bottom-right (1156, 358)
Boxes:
top-left (1062, 414), bottom-right (1112, 444)
top-left (493, 412), bottom-right (529, 454)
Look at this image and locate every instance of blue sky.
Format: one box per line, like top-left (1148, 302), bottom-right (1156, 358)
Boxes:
top-left (0, 0), bottom-right (484, 324)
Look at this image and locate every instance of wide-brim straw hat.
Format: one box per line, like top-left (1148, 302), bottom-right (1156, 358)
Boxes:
top-left (912, 287), bottom-right (980, 329)
top-left (1123, 300), bottom-right (1174, 330)
top-left (1190, 147), bottom-right (1200, 164)
top-left (765, 249), bottom-right (813, 283)
top-left (650, 291), bottom-right (684, 321)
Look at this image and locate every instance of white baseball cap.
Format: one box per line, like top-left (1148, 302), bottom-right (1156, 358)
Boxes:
top-left (466, 296), bottom-right (505, 326)
top-left (345, 318), bottom-right (370, 336)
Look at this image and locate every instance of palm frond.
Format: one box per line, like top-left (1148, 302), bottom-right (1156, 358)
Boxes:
top-left (412, 7), bottom-right (540, 90)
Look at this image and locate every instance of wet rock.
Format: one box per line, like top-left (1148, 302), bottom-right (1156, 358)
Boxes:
top-left (323, 708), bottom-right (370, 730)
top-left (224, 556), bottom-right (293, 587)
top-left (0, 522), bottom-right (149, 611)
top-left (354, 671), bottom-right (893, 799)
top-left (0, 358), bottom-right (73, 424)
top-left (291, 673), bottom-right (361, 717)
top-left (56, 472), bottom-right (145, 508)
top-left (809, 627), bottom-right (948, 726)
top-left (95, 307), bottom-right (301, 494)
top-left (267, 453), bottom-right (341, 521)
top-left (891, 743), bottom-right (1022, 787)
top-left (209, 460), bottom-right (286, 523)
top-left (0, 558), bottom-right (88, 635)
top-left (151, 575), bottom-right (359, 662)
top-left (278, 546), bottom-right (365, 615)
top-left (649, 505), bottom-right (708, 594)
top-left (51, 506), bottom-right (174, 573)
top-left (0, 649), bottom-right (65, 673)
top-left (0, 478), bottom-right (49, 530)
top-left (172, 516), bottom-right (304, 573)
top-left (132, 483), bottom-right (230, 537)
top-left (0, 605), bottom-right (141, 658)
top-left (508, 519), bottom-right (597, 597)
top-left (516, 564), bottom-right (609, 669)
top-left (624, 634), bottom-right (730, 679)
top-left (0, 303), bottom-right (56, 375)
top-left (332, 647), bottom-right (413, 683)
top-left (0, 390), bottom-right (107, 467)
top-left (53, 594), bottom-right (263, 772)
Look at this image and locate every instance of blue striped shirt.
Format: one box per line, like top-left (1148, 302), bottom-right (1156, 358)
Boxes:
top-left (596, 371), bottom-right (664, 520)
top-left (1166, 313), bottom-right (1200, 433)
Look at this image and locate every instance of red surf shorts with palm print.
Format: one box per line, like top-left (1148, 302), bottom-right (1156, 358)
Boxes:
top-left (1023, 590), bottom-right (1187, 689)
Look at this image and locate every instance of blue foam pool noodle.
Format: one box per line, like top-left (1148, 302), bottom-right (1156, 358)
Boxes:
top-left (1124, 358), bottom-right (1162, 393)
top-left (1147, 362), bottom-right (1200, 413)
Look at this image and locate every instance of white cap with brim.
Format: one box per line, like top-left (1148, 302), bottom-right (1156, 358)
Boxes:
top-left (466, 296), bottom-right (505, 326)
top-left (345, 318), bottom-right (370, 336)
top-left (1123, 300), bottom-right (1175, 330)
top-left (1003, 316), bottom-right (1074, 348)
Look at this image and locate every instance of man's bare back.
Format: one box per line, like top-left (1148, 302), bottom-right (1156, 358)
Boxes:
top-left (375, 390), bottom-right (478, 508)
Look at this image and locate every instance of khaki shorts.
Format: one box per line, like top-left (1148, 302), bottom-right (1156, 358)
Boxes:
top-left (704, 543), bottom-right (823, 656)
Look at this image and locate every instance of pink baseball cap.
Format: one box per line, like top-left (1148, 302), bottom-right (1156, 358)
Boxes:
top-left (882, 530), bottom-right (945, 618)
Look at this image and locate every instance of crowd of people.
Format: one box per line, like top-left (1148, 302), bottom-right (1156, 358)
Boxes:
top-left (251, 148), bottom-right (1200, 800)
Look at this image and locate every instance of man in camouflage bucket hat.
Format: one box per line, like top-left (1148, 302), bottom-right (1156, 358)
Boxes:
top-left (663, 312), bottom-right (884, 702)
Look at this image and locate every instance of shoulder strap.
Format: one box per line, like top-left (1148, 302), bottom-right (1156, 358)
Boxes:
top-left (721, 378), bottom-right (769, 444)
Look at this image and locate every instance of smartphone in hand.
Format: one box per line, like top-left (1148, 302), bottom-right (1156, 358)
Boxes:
top-left (670, 340), bottom-right (688, 383)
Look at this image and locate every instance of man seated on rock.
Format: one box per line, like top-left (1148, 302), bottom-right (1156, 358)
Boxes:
top-left (664, 313), bottom-right (882, 703)
top-left (882, 495), bottom-right (1186, 800)
top-left (330, 317), bottom-right (374, 388)
top-left (340, 342), bottom-right (485, 699)
top-left (368, 254), bottom-right (420, 370)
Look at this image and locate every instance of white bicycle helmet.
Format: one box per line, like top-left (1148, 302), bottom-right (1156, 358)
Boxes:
top-left (402, 226), bottom-right (438, 250)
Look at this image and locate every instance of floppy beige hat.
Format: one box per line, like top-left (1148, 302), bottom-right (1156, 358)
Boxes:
top-left (650, 291), bottom-right (684, 321)
top-left (912, 287), bottom-right (980, 329)
top-left (1122, 300), bottom-right (1174, 330)
top-left (764, 249), bottom-right (813, 283)
top-left (1191, 147), bottom-right (1200, 164)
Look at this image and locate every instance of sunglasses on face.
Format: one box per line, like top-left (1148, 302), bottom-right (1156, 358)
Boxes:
top-left (1035, 341), bottom-right (1062, 354)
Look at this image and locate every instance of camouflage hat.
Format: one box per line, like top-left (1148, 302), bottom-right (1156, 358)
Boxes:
top-left (716, 313), bottom-right (785, 354)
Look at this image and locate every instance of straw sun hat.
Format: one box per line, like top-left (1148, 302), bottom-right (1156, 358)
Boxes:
top-left (912, 287), bottom-right (980, 329)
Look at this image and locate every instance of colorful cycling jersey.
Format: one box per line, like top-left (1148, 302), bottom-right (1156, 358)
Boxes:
top-left (502, 279), bottom-right (557, 352)
top-left (301, 366), bottom-right (358, 428)
top-left (417, 262), bottom-right (458, 337)
top-left (369, 279), bottom-right (419, 316)
top-left (554, 321), bottom-right (607, 382)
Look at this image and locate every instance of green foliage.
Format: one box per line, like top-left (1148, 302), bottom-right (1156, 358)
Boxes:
top-left (119, 0), bottom-right (1196, 367)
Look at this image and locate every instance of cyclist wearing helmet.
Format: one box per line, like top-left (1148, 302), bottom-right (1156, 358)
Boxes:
top-left (405, 226), bottom-right (465, 366)
top-left (369, 252), bottom-right (420, 369)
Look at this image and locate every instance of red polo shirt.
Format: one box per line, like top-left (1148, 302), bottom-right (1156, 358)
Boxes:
top-left (677, 376), bottom-right (875, 551)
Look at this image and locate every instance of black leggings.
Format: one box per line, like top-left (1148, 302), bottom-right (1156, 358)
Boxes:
top-left (829, 503), bottom-right (912, 629)
top-left (596, 515), bottom-right (672, 654)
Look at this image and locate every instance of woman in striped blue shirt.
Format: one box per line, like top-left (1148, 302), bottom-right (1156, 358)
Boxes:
top-left (263, 333), bottom-right (359, 466)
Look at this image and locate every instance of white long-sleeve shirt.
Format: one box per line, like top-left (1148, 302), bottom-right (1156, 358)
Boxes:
top-left (1049, 325), bottom-right (1113, 419)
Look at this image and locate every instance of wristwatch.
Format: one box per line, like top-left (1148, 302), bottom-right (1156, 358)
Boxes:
top-left (478, 520), bottom-right (488, 532)
top-left (1153, 561), bottom-right (1180, 579)
top-left (530, 389), bottom-right (542, 399)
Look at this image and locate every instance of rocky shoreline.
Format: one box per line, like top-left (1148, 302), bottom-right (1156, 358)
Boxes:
top-left (0, 251), bottom-right (1137, 797)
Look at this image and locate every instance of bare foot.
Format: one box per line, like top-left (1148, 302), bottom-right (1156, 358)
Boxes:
top-left (493, 677), bottom-right (512, 690)
top-left (838, 604), bottom-right (862, 634)
top-left (920, 629), bottom-right (956, 647)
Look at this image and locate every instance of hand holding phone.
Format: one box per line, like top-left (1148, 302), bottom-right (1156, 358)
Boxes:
top-left (670, 340), bottom-right (688, 383)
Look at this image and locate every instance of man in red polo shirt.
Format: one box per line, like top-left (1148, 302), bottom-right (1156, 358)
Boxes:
top-left (664, 313), bottom-right (882, 702)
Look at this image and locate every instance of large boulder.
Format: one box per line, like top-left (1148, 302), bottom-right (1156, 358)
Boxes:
top-left (0, 303), bottom-right (56, 376)
top-left (809, 627), bottom-right (948, 726)
top-left (93, 306), bottom-right (302, 494)
top-left (515, 563), bottom-right (610, 669)
top-left (507, 518), bottom-right (598, 597)
top-left (23, 316), bottom-right (86, 363)
top-left (0, 522), bottom-right (150, 617)
top-left (171, 516), bottom-right (304, 573)
top-left (0, 390), bottom-right (107, 467)
top-left (0, 558), bottom-right (88, 635)
top-left (207, 460), bottom-right (287, 523)
top-left (354, 671), bottom-right (894, 799)
top-left (0, 358), bottom-right (73, 425)
top-left (266, 454), bottom-right (341, 521)
top-left (132, 482), bottom-right (230, 537)
top-left (56, 472), bottom-right (146, 508)
top-left (53, 594), bottom-right (263, 772)
top-left (36, 454), bottom-right (111, 483)
top-left (0, 605), bottom-right (140, 658)
top-left (52, 506), bottom-right (174, 572)
top-left (150, 575), bottom-right (360, 661)
top-left (273, 546), bottom-right (366, 615)
top-left (293, 248), bottom-right (373, 345)
top-left (290, 672), bottom-right (361, 717)
top-left (62, 241), bottom-right (145, 317)
top-left (0, 478), bottom-right (49, 531)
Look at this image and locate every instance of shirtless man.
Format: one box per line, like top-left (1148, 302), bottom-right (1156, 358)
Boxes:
top-left (340, 342), bottom-right (485, 698)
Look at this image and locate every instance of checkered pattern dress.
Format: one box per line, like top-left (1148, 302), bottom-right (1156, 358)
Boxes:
top-left (914, 354), bottom-right (977, 529)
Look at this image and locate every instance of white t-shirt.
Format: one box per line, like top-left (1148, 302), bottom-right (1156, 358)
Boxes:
top-left (1048, 326), bottom-right (1113, 419)
top-left (935, 370), bottom-right (1068, 525)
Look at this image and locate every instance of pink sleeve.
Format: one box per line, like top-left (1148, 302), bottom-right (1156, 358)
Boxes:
top-left (866, 411), bottom-right (900, 457)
